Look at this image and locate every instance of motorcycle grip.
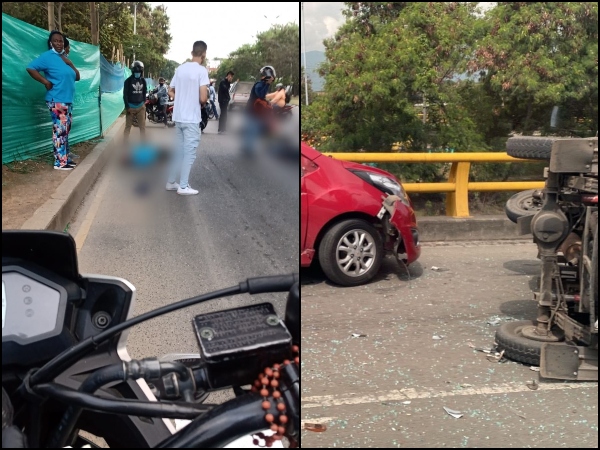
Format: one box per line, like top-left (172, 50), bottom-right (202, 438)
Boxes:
top-left (241, 274), bottom-right (299, 294)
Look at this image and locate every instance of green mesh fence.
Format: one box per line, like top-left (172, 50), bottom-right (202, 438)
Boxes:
top-left (2, 13), bottom-right (128, 164)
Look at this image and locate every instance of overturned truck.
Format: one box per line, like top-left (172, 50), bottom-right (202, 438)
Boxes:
top-left (497, 135), bottom-right (598, 381)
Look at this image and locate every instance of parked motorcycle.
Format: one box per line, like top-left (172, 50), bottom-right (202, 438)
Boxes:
top-left (2, 230), bottom-right (300, 448)
top-left (132, 94), bottom-right (175, 128)
top-left (497, 135), bottom-right (598, 381)
top-left (147, 93), bottom-right (175, 127)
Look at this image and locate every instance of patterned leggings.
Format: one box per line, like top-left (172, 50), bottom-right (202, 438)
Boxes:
top-left (47, 102), bottom-right (73, 168)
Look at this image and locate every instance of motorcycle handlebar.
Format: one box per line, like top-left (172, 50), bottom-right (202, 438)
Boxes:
top-left (156, 394), bottom-right (281, 448)
top-left (174, 359), bottom-right (299, 447)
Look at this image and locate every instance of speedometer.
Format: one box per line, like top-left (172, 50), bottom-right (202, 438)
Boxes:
top-left (2, 268), bottom-right (67, 346)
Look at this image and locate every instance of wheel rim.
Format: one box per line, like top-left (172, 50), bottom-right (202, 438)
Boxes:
top-left (335, 229), bottom-right (377, 277)
top-left (517, 324), bottom-right (562, 342)
top-left (518, 196), bottom-right (542, 212)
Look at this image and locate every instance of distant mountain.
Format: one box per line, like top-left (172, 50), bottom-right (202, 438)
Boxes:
top-left (303, 50), bottom-right (325, 91)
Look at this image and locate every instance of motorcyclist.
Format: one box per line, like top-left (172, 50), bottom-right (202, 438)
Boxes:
top-left (241, 66), bottom-right (276, 155)
top-left (123, 60), bottom-right (147, 140)
top-left (246, 65), bottom-right (276, 116)
top-left (266, 83), bottom-right (286, 111)
top-left (152, 77), bottom-right (169, 126)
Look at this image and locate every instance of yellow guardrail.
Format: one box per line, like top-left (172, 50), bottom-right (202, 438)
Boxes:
top-left (323, 152), bottom-right (546, 217)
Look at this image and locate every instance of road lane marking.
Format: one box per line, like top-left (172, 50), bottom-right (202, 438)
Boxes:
top-left (302, 381), bottom-right (597, 409)
top-left (75, 168), bottom-right (113, 253)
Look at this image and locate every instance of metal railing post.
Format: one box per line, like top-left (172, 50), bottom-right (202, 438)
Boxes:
top-left (446, 161), bottom-right (471, 217)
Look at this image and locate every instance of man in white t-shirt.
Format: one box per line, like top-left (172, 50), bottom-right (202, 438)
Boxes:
top-left (166, 40), bottom-right (210, 195)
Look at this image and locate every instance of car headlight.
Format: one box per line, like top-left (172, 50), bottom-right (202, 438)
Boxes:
top-left (349, 170), bottom-right (411, 206)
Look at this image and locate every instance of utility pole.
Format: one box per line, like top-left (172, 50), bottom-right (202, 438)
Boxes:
top-left (301, 2), bottom-right (309, 106)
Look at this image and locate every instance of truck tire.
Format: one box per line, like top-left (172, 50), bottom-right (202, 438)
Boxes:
top-left (505, 189), bottom-right (543, 224)
top-left (495, 320), bottom-right (544, 365)
top-left (506, 136), bottom-right (566, 160)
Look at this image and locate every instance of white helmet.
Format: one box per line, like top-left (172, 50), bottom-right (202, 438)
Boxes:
top-left (260, 65), bottom-right (276, 80)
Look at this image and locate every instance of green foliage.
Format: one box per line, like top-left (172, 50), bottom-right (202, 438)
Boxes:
top-left (471, 2), bottom-right (598, 135)
top-left (214, 23), bottom-right (299, 91)
top-left (159, 60), bottom-right (179, 81)
top-left (303, 2), bottom-right (598, 184)
top-left (2, 2), bottom-right (172, 78)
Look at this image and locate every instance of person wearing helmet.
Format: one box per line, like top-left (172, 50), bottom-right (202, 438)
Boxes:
top-left (240, 66), bottom-right (276, 155)
top-left (266, 82), bottom-right (286, 110)
top-left (152, 77), bottom-right (169, 126)
top-left (123, 60), bottom-right (148, 141)
top-left (246, 65), bottom-right (276, 115)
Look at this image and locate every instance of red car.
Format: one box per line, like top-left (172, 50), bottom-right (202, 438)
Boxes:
top-left (301, 143), bottom-right (421, 286)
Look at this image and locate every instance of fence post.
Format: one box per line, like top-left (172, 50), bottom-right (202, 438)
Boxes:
top-left (446, 161), bottom-right (471, 217)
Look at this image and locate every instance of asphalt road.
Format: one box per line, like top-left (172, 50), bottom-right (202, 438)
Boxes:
top-left (301, 241), bottom-right (598, 448)
top-left (69, 109), bottom-right (298, 404)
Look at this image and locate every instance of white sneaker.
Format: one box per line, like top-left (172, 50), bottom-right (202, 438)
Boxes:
top-left (177, 186), bottom-right (199, 196)
top-left (166, 182), bottom-right (179, 191)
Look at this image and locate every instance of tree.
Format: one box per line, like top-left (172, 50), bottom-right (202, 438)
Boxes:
top-left (312, 3), bottom-right (484, 154)
top-left (255, 23), bottom-right (300, 93)
top-left (2, 2), bottom-right (172, 77)
top-left (214, 22), bottom-right (299, 90)
top-left (215, 43), bottom-right (260, 82)
top-left (471, 2), bottom-right (598, 135)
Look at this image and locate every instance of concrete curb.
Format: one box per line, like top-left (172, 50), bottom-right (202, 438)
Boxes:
top-left (21, 117), bottom-right (125, 231)
top-left (417, 215), bottom-right (529, 242)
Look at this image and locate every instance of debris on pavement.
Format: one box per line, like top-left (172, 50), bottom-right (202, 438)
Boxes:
top-left (468, 342), bottom-right (507, 361)
top-left (303, 423), bottom-right (327, 432)
top-left (402, 401), bottom-right (411, 405)
top-left (486, 315), bottom-right (515, 326)
top-left (432, 335), bottom-right (443, 340)
top-left (486, 349), bottom-right (506, 363)
top-left (443, 406), bottom-right (464, 419)
top-left (431, 266), bottom-right (441, 271)
top-left (526, 380), bottom-right (539, 390)
top-left (468, 342), bottom-right (495, 353)
top-left (351, 333), bottom-right (367, 338)
top-left (487, 317), bottom-right (502, 326)
top-left (530, 366), bottom-right (540, 372)
top-left (511, 408), bottom-right (528, 420)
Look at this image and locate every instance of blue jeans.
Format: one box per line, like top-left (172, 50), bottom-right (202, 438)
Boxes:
top-left (210, 100), bottom-right (219, 118)
top-left (168, 122), bottom-right (201, 189)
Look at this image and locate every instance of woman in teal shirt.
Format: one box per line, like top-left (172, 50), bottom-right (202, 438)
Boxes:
top-left (26, 31), bottom-right (80, 170)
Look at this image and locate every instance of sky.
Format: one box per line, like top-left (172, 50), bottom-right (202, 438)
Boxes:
top-left (302, 2), bottom-right (497, 53)
top-left (150, 2), bottom-right (299, 65)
